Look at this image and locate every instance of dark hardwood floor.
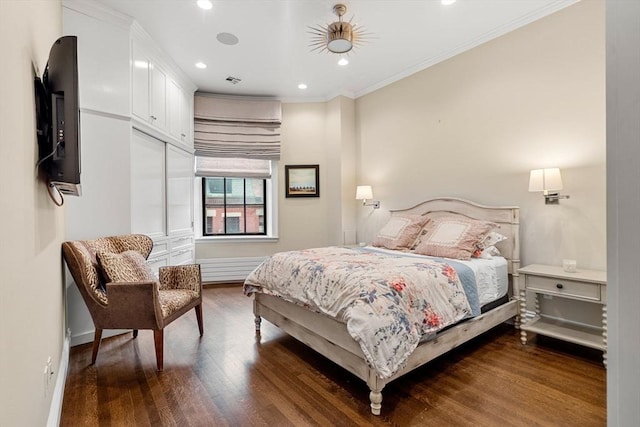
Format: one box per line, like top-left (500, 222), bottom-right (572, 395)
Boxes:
top-left (61, 285), bottom-right (606, 426)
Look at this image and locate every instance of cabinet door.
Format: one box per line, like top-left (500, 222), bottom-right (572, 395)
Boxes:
top-left (131, 129), bottom-right (166, 238)
top-left (149, 63), bottom-right (167, 130)
top-left (167, 79), bottom-right (182, 140)
top-left (166, 145), bottom-right (194, 236)
top-left (179, 88), bottom-right (193, 146)
top-left (131, 41), bottom-right (150, 121)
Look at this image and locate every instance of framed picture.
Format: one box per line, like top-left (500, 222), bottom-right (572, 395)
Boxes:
top-left (285, 164), bottom-right (320, 198)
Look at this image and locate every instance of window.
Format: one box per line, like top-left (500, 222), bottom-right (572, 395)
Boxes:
top-left (202, 177), bottom-right (266, 236)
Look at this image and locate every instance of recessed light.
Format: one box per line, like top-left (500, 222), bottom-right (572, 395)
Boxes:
top-left (298, 83), bottom-right (307, 90)
top-left (441, 0), bottom-right (456, 5)
top-left (197, 0), bottom-right (212, 10)
top-left (195, 62), bottom-right (207, 69)
top-left (338, 58), bottom-right (349, 66)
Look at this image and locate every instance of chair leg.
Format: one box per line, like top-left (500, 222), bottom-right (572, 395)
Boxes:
top-left (132, 329), bottom-right (138, 338)
top-left (195, 304), bottom-right (204, 336)
top-left (91, 328), bottom-right (102, 365)
top-left (153, 329), bottom-right (164, 371)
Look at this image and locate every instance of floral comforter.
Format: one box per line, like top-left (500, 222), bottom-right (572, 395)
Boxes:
top-left (244, 247), bottom-right (480, 379)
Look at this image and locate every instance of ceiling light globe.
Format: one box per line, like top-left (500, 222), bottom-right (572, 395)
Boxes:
top-left (338, 58), bottom-right (349, 66)
top-left (328, 38), bottom-right (353, 53)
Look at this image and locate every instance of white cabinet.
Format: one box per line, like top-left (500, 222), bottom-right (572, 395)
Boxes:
top-left (179, 86), bottom-right (193, 146)
top-left (519, 264), bottom-right (607, 366)
top-left (132, 39), bottom-right (167, 131)
top-left (131, 41), bottom-right (149, 121)
top-left (169, 234), bottom-right (195, 266)
top-left (167, 79), bottom-right (181, 140)
top-left (166, 144), bottom-right (195, 265)
top-left (131, 138), bottom-right (195, 267)
top-left (167, 79), bottom-right (193, 148)
top-left (149, 63), bottom-right (167, 129)
top-left (131, 129), bottom-right (166, 239)
top-left (167, 145), bottom-right (194, 236)
top-left (131, 31), bottom-right (193, 148)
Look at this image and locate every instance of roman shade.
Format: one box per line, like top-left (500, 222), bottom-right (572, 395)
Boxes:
top-left (194, 94), bottom-right (281, 161)
top-left (195, 157), bottom-right (271, 179)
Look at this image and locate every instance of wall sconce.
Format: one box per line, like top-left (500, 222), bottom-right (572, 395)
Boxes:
top-left (529, 168), bottom-right (570, 204)
top-left (356, 185), bottom-right (380, 209)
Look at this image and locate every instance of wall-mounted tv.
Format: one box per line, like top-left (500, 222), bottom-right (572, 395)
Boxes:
top-left (34, 35), bottom-right (81, 196)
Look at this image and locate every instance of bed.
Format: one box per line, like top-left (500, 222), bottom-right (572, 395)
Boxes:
top-left (244, 197), bottom-right (520, 415)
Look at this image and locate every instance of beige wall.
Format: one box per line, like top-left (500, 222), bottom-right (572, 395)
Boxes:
top-left (0, 1), bottom-right (66, 426)
top-left (355, 0), bottom-right (605, 271)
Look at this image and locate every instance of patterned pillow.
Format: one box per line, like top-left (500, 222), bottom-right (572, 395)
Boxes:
top-left (372, 215), bottom-right (430, 250)
top-left (97, 250), bottom-right (157, 283)
top-left (414, 217), bottom-right (497, 260)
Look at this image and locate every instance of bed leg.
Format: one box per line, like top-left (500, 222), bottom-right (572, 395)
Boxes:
top-left (369, 389), bottom-right (383, 415)
top-left (254, 315), bottom-right (262, 333)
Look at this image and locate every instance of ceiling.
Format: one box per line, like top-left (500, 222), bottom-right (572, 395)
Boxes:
top-left (94, 0), bottom-right (578, 102)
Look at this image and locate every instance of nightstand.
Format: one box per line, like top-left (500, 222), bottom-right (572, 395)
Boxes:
top-left (518, 264), bottom-right (607, 366)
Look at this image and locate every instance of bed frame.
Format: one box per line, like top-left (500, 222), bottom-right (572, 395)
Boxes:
top-left (252, 197), bottom-right (520, 415)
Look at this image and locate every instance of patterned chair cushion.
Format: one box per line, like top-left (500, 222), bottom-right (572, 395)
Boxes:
top-left (159, 264), bottom-right (201, 292)
top-left (97, 250), bottom-right (157, 283)
top-left (158, 289), bottom-right (200, 318)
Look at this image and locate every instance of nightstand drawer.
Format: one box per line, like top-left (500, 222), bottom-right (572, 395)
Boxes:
top-left (526, 276), bottom-right (601, 301)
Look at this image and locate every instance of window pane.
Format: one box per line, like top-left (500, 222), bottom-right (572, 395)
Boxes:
top-left (202, 175), bottom-right (267, 236)
top-left (225, 207), bottom-right (244, 233)
top-left (206, 178), bottom-right (224, 196)
top-left (246, 179), bottom-right (264, 204)
top-left (205, 207), bottom-right (224, 235)
top-left (246, 205), bottom-right (265, 233)
top-left (226, 178), bottom-right (245, 206)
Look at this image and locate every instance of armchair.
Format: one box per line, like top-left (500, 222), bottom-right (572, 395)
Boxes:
top-left (62, 234), bottom-right (203, 371)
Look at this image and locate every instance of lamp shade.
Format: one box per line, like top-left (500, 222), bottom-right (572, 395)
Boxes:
top-left (529, 168), bottom-right (563, 192)
top-left (356, 185), bottom-right (373, 200)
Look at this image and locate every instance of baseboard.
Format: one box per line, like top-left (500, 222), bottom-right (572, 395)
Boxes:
top-left (70, 328), bottom-right (129, 347)
top-left (47, 329), bottom-right (71, 427)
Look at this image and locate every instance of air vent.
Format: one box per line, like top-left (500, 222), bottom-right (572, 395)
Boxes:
top-left (226, 76), bottom-right (241, 84)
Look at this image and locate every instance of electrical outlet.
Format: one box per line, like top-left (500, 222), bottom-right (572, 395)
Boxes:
top-left (43, 356), bottom-right (54, 396)
top-left (47, 356), bottom-right (53, 386)
top-left (43, 364), bottom-right (49, 396)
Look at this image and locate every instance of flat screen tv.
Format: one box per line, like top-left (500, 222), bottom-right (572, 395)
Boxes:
top-left (34, 35), bottom-right (81, 196)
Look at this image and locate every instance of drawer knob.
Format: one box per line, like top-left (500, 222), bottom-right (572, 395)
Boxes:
top-left (556, 283), bottom-right (564, 289)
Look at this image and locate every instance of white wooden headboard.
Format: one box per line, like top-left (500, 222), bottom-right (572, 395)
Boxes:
top-left (390, 197), bottom-right (520, 278)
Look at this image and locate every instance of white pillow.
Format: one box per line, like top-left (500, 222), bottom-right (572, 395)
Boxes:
top-left (477, 231), bottom-right (507, 250)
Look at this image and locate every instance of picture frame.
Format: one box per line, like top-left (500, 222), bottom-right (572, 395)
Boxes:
top-left (285, 164), bottom-right (320, 198)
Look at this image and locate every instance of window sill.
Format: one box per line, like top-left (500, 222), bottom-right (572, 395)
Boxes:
top-left (196, 235), bottom-right (279, 244)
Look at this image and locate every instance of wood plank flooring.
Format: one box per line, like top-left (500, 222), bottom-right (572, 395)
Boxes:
top-left (61, 285), bottom-right (606, 426)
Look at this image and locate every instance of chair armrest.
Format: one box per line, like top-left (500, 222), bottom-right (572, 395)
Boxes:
top-left (105, 281), bottom-right (162, 329)
top-left (158, 264), bottom-right (202, 293)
